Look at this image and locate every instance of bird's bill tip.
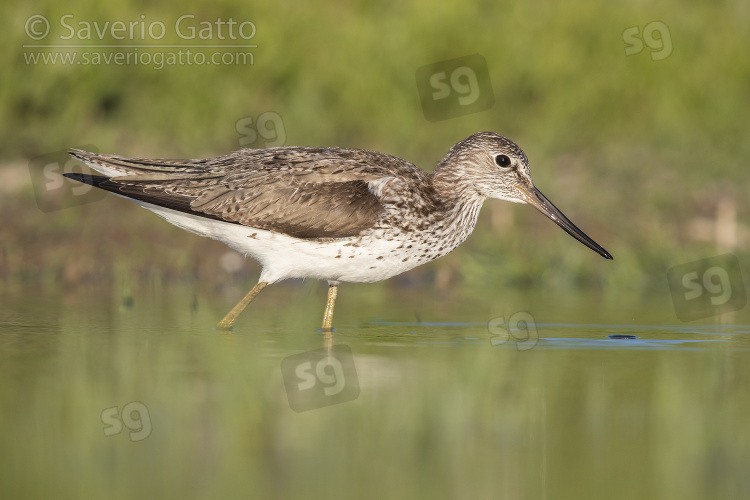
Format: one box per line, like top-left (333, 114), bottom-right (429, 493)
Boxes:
top-left (515, 185), bottom-right (613, 260)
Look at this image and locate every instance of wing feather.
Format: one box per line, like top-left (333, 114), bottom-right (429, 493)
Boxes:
top-left (68, 147), bottom-right (429, 239)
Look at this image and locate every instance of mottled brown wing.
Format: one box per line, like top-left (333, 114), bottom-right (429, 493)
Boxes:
top-left (190, 179), bottom-right (383, 238)
top-left (68, 147), bottom-right (425, 239)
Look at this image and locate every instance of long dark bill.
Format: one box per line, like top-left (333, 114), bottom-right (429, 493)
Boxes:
top-left (516, 185), bottom-right (613, 260)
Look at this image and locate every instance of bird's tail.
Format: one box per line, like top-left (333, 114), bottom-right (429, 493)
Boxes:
top-left (68, 149), bottom-right (208, 179)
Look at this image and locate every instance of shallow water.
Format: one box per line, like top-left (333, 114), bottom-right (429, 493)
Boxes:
top-left (1, 282), bottom-right (749, 499)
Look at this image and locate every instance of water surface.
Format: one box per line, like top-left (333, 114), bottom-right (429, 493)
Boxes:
top-left (1, 282), bottom-right (749, 499)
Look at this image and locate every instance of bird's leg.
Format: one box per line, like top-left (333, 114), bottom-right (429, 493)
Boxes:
top-left (217, 281), bottom-right (269, 330)
top-left (321, 281), bottom-right (339, 332)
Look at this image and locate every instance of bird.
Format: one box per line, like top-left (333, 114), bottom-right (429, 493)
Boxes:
top-left (65, 132), bottom-right (612, 331)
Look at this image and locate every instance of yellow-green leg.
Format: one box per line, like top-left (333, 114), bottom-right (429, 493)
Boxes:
top-left (217, 281), bottom-right (268, 330)
top-left (321, 281), bottom-right (339, 332)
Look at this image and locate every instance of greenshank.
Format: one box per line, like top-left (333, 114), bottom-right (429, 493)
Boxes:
top-left (66, 132), bottom-right (612, 331)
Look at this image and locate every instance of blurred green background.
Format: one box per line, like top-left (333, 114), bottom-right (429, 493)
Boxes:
top-left (3, 2), bottom-right (750, 499)
top-left (3, 0), bottom-right (748, 295)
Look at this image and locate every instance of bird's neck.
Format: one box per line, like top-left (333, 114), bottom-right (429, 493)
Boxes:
top-left (431, 162), bottom-right (486, 211)
top-left (426, 166), bottom-right (487, 248)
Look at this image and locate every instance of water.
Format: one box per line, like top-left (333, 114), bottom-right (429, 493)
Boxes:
top-left (1, 282), bottom-right (749, 499)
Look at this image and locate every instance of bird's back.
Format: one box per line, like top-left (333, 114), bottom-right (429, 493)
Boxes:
top-left (69, 146), bottom-right (433, 239)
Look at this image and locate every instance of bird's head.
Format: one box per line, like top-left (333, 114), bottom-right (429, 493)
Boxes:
top-left (438, 132), bottom-right (612, 260)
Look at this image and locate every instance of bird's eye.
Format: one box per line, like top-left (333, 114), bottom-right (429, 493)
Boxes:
top-left (494, 154), bottom-right (511, 168)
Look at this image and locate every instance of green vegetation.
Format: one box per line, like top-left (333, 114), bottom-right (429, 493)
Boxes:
top-left (2, 0), bottom-right (748, 294)
top-left (2, 3), bottom-right (750, 498)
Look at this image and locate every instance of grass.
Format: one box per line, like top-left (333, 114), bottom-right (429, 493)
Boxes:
top-left (1, 0), bottom-right (748, 292)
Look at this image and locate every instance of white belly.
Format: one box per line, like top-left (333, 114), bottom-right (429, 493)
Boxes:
top-left (132, 200), bottom-right (441, 284)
